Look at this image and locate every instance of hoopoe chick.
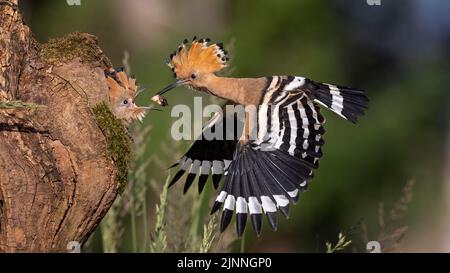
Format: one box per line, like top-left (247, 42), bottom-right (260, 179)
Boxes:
top-left (156, 37), bottom-right (369, 237)
top-left (105, 68), bottom-right (150, 124)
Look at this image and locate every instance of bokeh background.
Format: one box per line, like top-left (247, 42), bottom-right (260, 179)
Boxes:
top-left (19, 0), bottom-right (450, 252)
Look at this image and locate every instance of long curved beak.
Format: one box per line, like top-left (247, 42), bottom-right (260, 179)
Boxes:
top-left (155, 79), bottom-right (189, 96)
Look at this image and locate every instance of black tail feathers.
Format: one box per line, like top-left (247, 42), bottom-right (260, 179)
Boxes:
top-left (311, 82), bottom-right (369, 123)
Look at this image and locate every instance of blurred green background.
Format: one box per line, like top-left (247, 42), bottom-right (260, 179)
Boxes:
top-left (19, 0), bottom-right (450, 252)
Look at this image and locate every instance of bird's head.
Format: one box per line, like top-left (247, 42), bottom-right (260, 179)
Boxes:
top-left (156, 37), bottom-right (229, 96)
top-left (105, 68), bottom-right (153, 123)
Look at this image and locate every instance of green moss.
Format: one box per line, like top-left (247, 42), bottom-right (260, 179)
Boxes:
top-left (93, 102), bottom-right (131, 192)
top-left (40, 32), bottom-right (111, 65)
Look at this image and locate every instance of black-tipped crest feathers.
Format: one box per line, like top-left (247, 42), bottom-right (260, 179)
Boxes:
top-left (167, 37), bottom-right (229, 79)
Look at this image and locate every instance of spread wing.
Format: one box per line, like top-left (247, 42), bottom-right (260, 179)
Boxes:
top-left (210, 76), bottom-right (368, 236)
top-left (168, 76), bottom-right (368, 237)
top-left (168, 109), bottom-right (243, 193)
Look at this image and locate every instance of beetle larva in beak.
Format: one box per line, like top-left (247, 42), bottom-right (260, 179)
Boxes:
top-left (151, 94), bottom-right (168, 106)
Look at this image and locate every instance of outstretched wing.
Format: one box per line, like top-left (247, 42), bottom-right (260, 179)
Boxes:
top-left (168, 109), bottom-right (243, 194)
top-left (210, 76), bottom-right (368, 236)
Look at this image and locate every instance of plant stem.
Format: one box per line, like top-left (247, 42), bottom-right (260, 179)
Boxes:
top-left (0, 101), bottom-right (45, 109)
top-left (240, 234), bottom-right (246, 253)
top-left (142, 193), bottom-right (148, 252)
top-left (188, 183), bottom-right (211, 250)
top-left (130, 194), bottom-right (137, 253)
top-left (188, 194), bottom-right (201, 247)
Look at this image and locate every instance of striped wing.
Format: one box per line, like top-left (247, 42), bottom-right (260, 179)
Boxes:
top-left (211, 78), bottom-right (326, 236)
top-left (168, 110), bottom-right (243, 194)
top-left (210, 76), bottom-right (368, 236)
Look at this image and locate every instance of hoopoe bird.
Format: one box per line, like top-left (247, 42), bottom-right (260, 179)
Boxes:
top-left (154, 37), bottom-right (369, 237)
top-left (105, 67), bottom-right (152, 124)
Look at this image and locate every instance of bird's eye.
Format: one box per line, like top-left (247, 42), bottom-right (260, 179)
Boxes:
top-left (191, 74), bottom-right (197, 79)
top-left (123, 99), bottom-right (128, 105)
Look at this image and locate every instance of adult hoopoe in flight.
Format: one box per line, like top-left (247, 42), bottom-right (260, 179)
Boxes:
top-left (154, 37), bottom-right (369, 237)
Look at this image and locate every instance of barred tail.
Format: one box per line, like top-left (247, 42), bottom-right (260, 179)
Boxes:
top-left (311, 82), bottom-right (369, 123)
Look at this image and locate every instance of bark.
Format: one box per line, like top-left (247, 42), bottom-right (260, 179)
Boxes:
top-left (0, 1), bottom-right (127, 252)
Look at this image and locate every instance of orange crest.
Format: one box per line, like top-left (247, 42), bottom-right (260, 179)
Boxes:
top-left (167, 37), bottom-right (229, 78)
top-left (105, 68), bottom-right (138, 99)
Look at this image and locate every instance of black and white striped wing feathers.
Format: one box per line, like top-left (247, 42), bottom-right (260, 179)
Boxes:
top-left (210, 76), bottom-right (368, 236)
top-left (168, 76), bottom-right (368, 237)
top-left (211, 77), bottom-right (326, 236)
top-left (169, 111), bottom-right (242, 193)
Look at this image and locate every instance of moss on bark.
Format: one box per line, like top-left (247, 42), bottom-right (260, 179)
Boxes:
top-left (40, 32), bottom-right (112, 66)
top-left (93, 102), bottom-right (131, 192)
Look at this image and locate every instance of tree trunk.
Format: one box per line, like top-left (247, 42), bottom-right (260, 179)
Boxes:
top-left (0, 0), bottom-right (127, 252)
